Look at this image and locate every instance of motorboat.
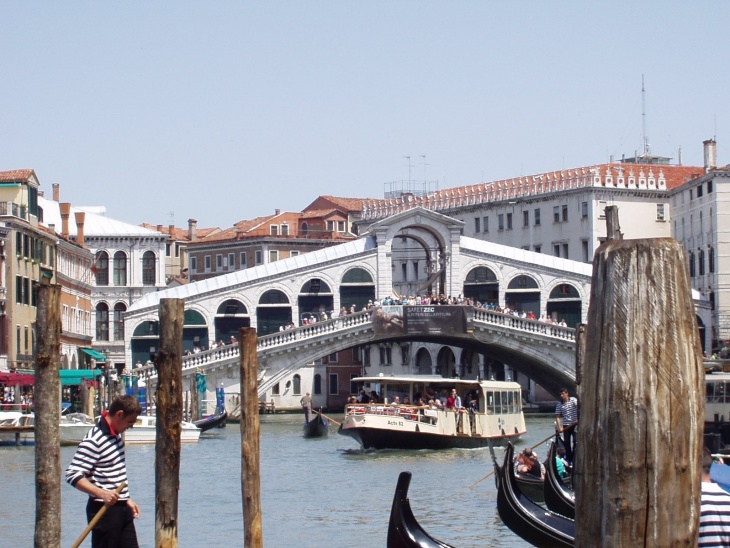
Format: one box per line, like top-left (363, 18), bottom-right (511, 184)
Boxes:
top-left (387, 471), bottom-right (455, 548)
top-left (495, 442), bottom-right (574, 547)
top-left (0, 411), bottom-right (34, 446)
top-left (124, 415), bottom-right (201, 444)
top-left (339, 375), bottom-right (526, 450)
top-left (59, 413), bottom-right (95, 446)
top-left (303, 410), bottom-right (329, 438)
top-left (704, 371), bottom-right (730, 452)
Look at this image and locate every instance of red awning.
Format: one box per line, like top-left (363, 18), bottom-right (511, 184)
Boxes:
top-left (0, 372), bottom-right (35, 385)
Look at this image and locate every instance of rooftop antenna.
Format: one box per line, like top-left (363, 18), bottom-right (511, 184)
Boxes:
top-left (420, 154), bottom-right (429, 184)
top-left (169, 211), bottom-right (175, 226)
top-left (642, 75), bottom-right (650, 157)
top-left (404, 155), bottom-right (412, 189)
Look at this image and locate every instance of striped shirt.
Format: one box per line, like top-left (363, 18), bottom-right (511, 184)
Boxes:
top-left (700, 482), bottom-right (730, 547)
top-left (554, 397), bottom-right (578, 426)
top-left (65, 414), bottom-right (131, 501)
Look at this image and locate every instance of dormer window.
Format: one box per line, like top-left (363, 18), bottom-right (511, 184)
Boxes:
top-left (270, 225), bottom-right (279, 236)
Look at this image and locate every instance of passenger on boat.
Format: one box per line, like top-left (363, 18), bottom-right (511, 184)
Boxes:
top-left (555, 446), bottom-right (569, 477)
top-left (517, 448), bottom-right (543, 479)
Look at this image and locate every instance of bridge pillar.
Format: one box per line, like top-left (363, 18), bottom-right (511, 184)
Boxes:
top-left (374, 227), bottom-right (394, 299)
top-left (446, 226), bottom-right (462, 298)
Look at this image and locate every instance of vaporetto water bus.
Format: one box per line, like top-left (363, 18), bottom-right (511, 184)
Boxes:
top-left (338, 375), bottom-right (527, 450)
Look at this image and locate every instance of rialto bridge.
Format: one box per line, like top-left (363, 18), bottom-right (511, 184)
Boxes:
top-left (124, 208), bottom-right (599, 411)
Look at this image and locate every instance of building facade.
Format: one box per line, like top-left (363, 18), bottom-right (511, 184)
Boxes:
top-left (670, 140), bottom-right (730, 348)
top-left (40, 191), bottom-right (167, 371)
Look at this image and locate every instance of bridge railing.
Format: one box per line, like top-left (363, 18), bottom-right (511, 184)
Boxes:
top-left (140, 307), bottom-right (573, 381)
top-left (471, 308), bottom-right (576, 341)
top-left (138, 309), bottom-right (374, 378)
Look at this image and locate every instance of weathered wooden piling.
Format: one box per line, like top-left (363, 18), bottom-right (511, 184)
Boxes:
top-left (34, 283), bottom-right (62, 548)
top-left (575, 238), bottom-right (705, 546)
top-left (155, 298), bottom-right (184, 547)
top-left (240, 327), bottom-right (263, 547)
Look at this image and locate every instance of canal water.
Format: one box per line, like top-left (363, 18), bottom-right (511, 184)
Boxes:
top-left (0, 414), bottom-right (558, 547)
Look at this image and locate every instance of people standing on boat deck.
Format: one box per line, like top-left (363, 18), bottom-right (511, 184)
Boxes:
top-left (699, 448), bottom-right (730, 547)
top-left (65, 394), bottom-right (142, 548)
top-left (300, 392), bottom-right (312, 423)
top-left (555, 388), bottom-right (579, 465)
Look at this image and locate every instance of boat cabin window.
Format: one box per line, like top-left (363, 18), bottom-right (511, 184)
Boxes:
top-left (707, 380), bottom-right (729, 403)
top-left (486, 390), bottom-right (522, 414)
top-left (382, 383), bottom-right (410, 403)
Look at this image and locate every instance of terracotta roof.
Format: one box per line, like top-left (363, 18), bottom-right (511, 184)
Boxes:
top-left (320, 196), bottom-right (367, 211)
top-left (0, 169), bottom-right (36, 182)
top-left (300, 208), bottom-right (344, 219)
top-left (361, 162), bottom-right (705, 219)
top-left (303, 195), bottom-right (368, 213)
top-left (140, 223), bottom-right (221, 241)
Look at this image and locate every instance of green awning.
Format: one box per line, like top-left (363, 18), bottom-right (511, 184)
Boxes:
top-left (81, 348), bottom-right (106, 361)
top-left (60, 369), bottom-right (100, 385)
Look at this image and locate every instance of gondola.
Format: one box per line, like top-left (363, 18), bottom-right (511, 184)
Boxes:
top-left (194, 409), bottom-right (228, 432)
top-left (515, 470), bottom-right (545, 503)
top-left (495, 442), bottom-right (575, 547)
top-left (543, 439), bottom-right (575, 519)
top-left (303, 410), bottom-right (329, 438)
top-left (387, 471), bottom-right (455, 548)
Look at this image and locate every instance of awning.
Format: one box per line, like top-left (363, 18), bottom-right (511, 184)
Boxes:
top-left (60, 369), bottom-right (100, 386)
top-left (0, 372), bottom-right (35, 385)
top-left (81, 348), bottom-right (106, 361)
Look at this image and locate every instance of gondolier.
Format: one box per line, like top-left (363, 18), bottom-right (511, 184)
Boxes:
top-left (555, 388), bottom-right (578, 465)
top-left (65, 394), bottom-right (142, 548)
top-left (300, 392), bottom-right (312, 423)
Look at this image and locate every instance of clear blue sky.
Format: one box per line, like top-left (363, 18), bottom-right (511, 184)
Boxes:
top-left (2, 2), bottom-right (727, 230)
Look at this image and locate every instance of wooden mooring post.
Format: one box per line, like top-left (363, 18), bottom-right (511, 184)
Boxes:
top-left (34, 283), bottom-right (62, 548)
top-left (240, 327), bottom-right (263, 547)
top-left (155, 298), bottom-right (184, 547)
top-left (575, 238), bottom-right (704, 546)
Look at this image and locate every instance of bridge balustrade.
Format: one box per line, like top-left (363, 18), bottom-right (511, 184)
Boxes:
top-left (471, 308), bottom-right (576, 341)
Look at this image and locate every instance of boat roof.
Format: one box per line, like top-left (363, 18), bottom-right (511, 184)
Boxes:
top-left (352, 375), bottom-right (521, 389)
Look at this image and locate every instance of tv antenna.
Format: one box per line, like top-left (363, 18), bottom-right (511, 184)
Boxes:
top-left (641, 75), bottom-right (650, 157)
top-left (404, 155), bottom-right (412, 185)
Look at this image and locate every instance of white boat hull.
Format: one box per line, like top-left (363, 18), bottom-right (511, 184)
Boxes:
top-left (124, 415), bottom-right (201, 444)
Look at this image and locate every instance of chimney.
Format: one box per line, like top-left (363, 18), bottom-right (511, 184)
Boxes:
top-left (168, 224), bottom-right (175, 237)
top-left (188, 218), bottom-right (197, 241)
top-left (60, 203), bottom-right (71, 238)
top-left (704, 139), bottom-right (717, 173)
top-left (275, 209), bottom-right (280, 215)
top-left (52, 183), bottom-right (60, 202)
top-left (75, 211), bottom-right (86, 246)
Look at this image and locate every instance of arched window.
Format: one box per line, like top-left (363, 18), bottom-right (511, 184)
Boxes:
top-left (301, 222), bottom-right (308, 236)
top-left (699, 248), bottom-right (706, 276)
top-left (113, 251), bottom-right (127, 286)
top-left (292, 374), bottom-right (301, 396)
top-left (688, 251), bottom-right (695, 277)
top-left (342, 267), bottom-right (374, 284)
top-left (142, 251), bottom-right (156, 285)
top-left (95, 251), bottom-right (109, 286)
top-left (709, 246), bottom-right (715, 273)
top-left (507, 275), bottom-right (539, 289)
top-left (313, 374), bottom-right (322, 395)
top-left (113, 303), bottom-right (126, 341)
top-left (96, 303), bottom-right (109, 341)
top-left (259, 289), bottom-right (289, 305)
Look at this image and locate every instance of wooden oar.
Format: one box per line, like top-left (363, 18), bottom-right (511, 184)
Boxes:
top-left (71, 482), bottom-right (127, 548)
top-left (468, 432), bottom-right (558, 489)
top-left (317, 411), bottom-right (341, 427)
